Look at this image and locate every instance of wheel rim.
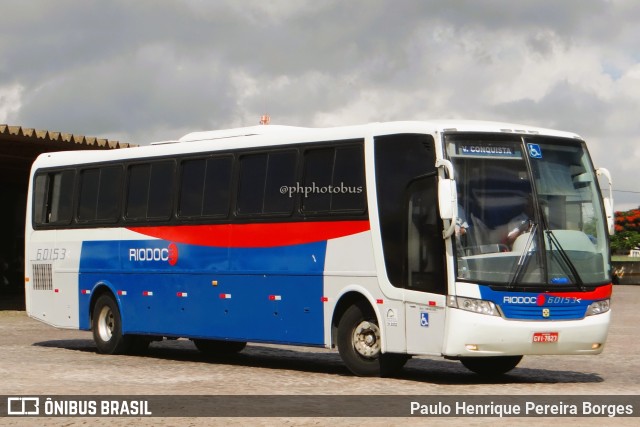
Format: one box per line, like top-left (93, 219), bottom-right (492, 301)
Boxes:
top-left (352, 320), bottom-right (381, 358)
top-left (97, 305), bottom-right (114, 342)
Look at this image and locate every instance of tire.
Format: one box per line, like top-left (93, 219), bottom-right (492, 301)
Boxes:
top-left (337, 302), bottom-right (407, 377)
top-left (92, 294), bottom-right (131, 355)
top-left (460, 355), bottom-right (523, 376)
top-left (193, 339), bottom-right (247, 356)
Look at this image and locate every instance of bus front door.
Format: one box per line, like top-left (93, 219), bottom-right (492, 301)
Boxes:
top-left (404, 176), bottom-right (447, 355)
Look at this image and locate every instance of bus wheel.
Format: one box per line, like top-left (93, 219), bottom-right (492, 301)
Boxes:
top-left (193, 339), bottom-right (247, 356)
top-left (92, 294), bottom-right (131, 354)
top-left (338, 303), bottom-right (387, 377)
top-left (460, 355), bottom-right (523, 376)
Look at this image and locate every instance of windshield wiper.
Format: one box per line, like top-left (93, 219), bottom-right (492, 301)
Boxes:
top-left (544, 229), bottom-right (586, 291)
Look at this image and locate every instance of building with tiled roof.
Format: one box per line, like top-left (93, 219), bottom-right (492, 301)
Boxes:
top-left (0, 124), bottom-right (134, 308)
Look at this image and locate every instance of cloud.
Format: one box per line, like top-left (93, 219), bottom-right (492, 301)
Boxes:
top-left (1, 0), bottom-right (639, 207)
top-left (0, 83), bottom-right (23, 122)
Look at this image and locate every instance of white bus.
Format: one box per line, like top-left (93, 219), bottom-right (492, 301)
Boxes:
top-left (25, 121), bottom-right (614, 376)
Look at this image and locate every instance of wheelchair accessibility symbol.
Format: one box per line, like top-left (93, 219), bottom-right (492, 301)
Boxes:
top-left (420, 312), bottom-right (429, 327)
top-left (527, 143), bottom-right (543, 159)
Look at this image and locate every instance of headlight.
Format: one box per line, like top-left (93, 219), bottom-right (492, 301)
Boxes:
top-left (586, 299), bottom-right (610, 316)
top-left (447, 295), bottom-right (500, 316)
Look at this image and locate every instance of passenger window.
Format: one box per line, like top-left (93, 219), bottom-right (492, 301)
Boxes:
top-left (147, 162), bottom-right (174, 218)
top-left (126, 164), bottom-right (150, 220)
top-left (97, 167), bottom-right (122, 221)
top-left (126, 161), bottom-right (174, 220)
top-left (302, 148), bottom-right (333, 213)
top-left (332, 146), bottom-right (365, 212)
top-left (202, 157), bottom-right (232, 217)
top-left (237, 154), bottom-right (268, 215)
top-left (237, 150), bottom-right (297, 216)
top-left (302, 143), bottom-right (366, 215)
top-left (33, 170), bottom-right (75, 225)
top-left (78, 169), bottom-right (100, 222)
top-left (78, 166), bottom-right (122, 222)
top-left (264, 151), bottom-right (297, 214)
top-left (179, 159), bottom-right (206, 217)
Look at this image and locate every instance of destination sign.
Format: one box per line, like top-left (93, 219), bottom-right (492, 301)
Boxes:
top-left (455, 143), bottom-right (522, 158)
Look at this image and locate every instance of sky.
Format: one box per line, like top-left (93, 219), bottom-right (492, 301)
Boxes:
top-left (1, 0), bottom-right (639, 210)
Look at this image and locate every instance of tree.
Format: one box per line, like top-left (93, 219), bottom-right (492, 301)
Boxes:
top-left (610, 207), bottom-right (640, 255)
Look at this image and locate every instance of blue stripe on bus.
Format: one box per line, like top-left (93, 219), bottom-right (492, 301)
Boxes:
top-left (478, 287), bottom-right (594, 320)
top-left (78, 240), bottom-right (327, 345)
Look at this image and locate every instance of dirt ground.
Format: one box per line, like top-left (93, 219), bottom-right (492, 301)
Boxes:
top-left (0, 286), bottom-right (638, 426)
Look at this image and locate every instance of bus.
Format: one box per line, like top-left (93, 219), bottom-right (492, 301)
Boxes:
top-left (24, 121), bottom-right (614, 377)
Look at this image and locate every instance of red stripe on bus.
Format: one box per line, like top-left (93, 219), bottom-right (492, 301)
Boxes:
top-left (545, 283), bottom-right (612, 300)
top-left (127, 220), bottom-right (370, 248)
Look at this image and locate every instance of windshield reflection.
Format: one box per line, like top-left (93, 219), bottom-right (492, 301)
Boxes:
top-left (447, 134), bottom-right (610, 288)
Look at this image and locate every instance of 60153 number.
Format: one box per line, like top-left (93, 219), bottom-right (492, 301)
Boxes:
top-left (36, 248), bottom-right (67, 261)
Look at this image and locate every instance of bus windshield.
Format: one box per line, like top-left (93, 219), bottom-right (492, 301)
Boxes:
top-left (446, 134), bottom-right (611, 288)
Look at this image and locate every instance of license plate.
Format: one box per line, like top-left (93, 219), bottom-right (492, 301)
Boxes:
top-left (533, 332), bottom-right (559, 343)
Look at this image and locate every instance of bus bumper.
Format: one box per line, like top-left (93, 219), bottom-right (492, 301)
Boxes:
top-left (442, 307), bottom-right (611, 357)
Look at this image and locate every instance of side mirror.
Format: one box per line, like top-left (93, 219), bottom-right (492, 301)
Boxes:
top-left (436, 159), bottom-right (458, 238)
top-left (603, 196), bottom-right (614, 235)
top-left (596, 168), bottom-right (614, 235)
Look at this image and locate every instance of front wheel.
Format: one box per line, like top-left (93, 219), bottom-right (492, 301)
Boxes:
top-left (337, 303), bottom-right (408, 377)
top-left (92, 294), bottom-right (131, 354)
top-left (460, 355), bottom-right (523, 376)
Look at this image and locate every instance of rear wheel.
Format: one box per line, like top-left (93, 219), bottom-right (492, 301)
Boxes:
top-left (92, 294), bottom-right (131, 354)
top-left (460, 355), bottom-right (523, 376)
top-left (337, 302), bottom-right (408, 377)
top-left (193, 339), bottom-right (247, 356)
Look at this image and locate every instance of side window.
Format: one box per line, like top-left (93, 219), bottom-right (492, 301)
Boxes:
top-left (332, 146), bottom-right (366, 212)
top-left (264, 151), bottom-right (297, 214)
top-left (33, 170), bottom-right (75, 226)
top-left (77, 169), bottom-right (100, 221)
top-left (33, 174), bottom-right (49, 225)
top-left (126, 164), bottom-right (150, 220)
top-left (126, 161), bottom-right (174, 221)
top-left (237, 154), bottom-right (267, 215)
top-left (148, 161), bottom-right (174, 218)
top-left (97, 166), bottom-right (123, 221)
top-left (302, 143), bottom-right (366, 215)
top-left (302, 148), bottom-right (333, 213)
top-left (202, 157), bottom-right (232, 217)
top-left (179, 159), bottom-right (206, 217)
top-left (237, 150), bottom-right (297, 216)
top-left (179, 156), bottom-right (232, 218)
top-left (77, 166), bottom-right (122, 223)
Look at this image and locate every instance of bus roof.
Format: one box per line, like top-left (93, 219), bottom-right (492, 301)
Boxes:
top-left (179, 120), bottom-right (581, 142)
top-left (31, 120), bottom-right (582, 169)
